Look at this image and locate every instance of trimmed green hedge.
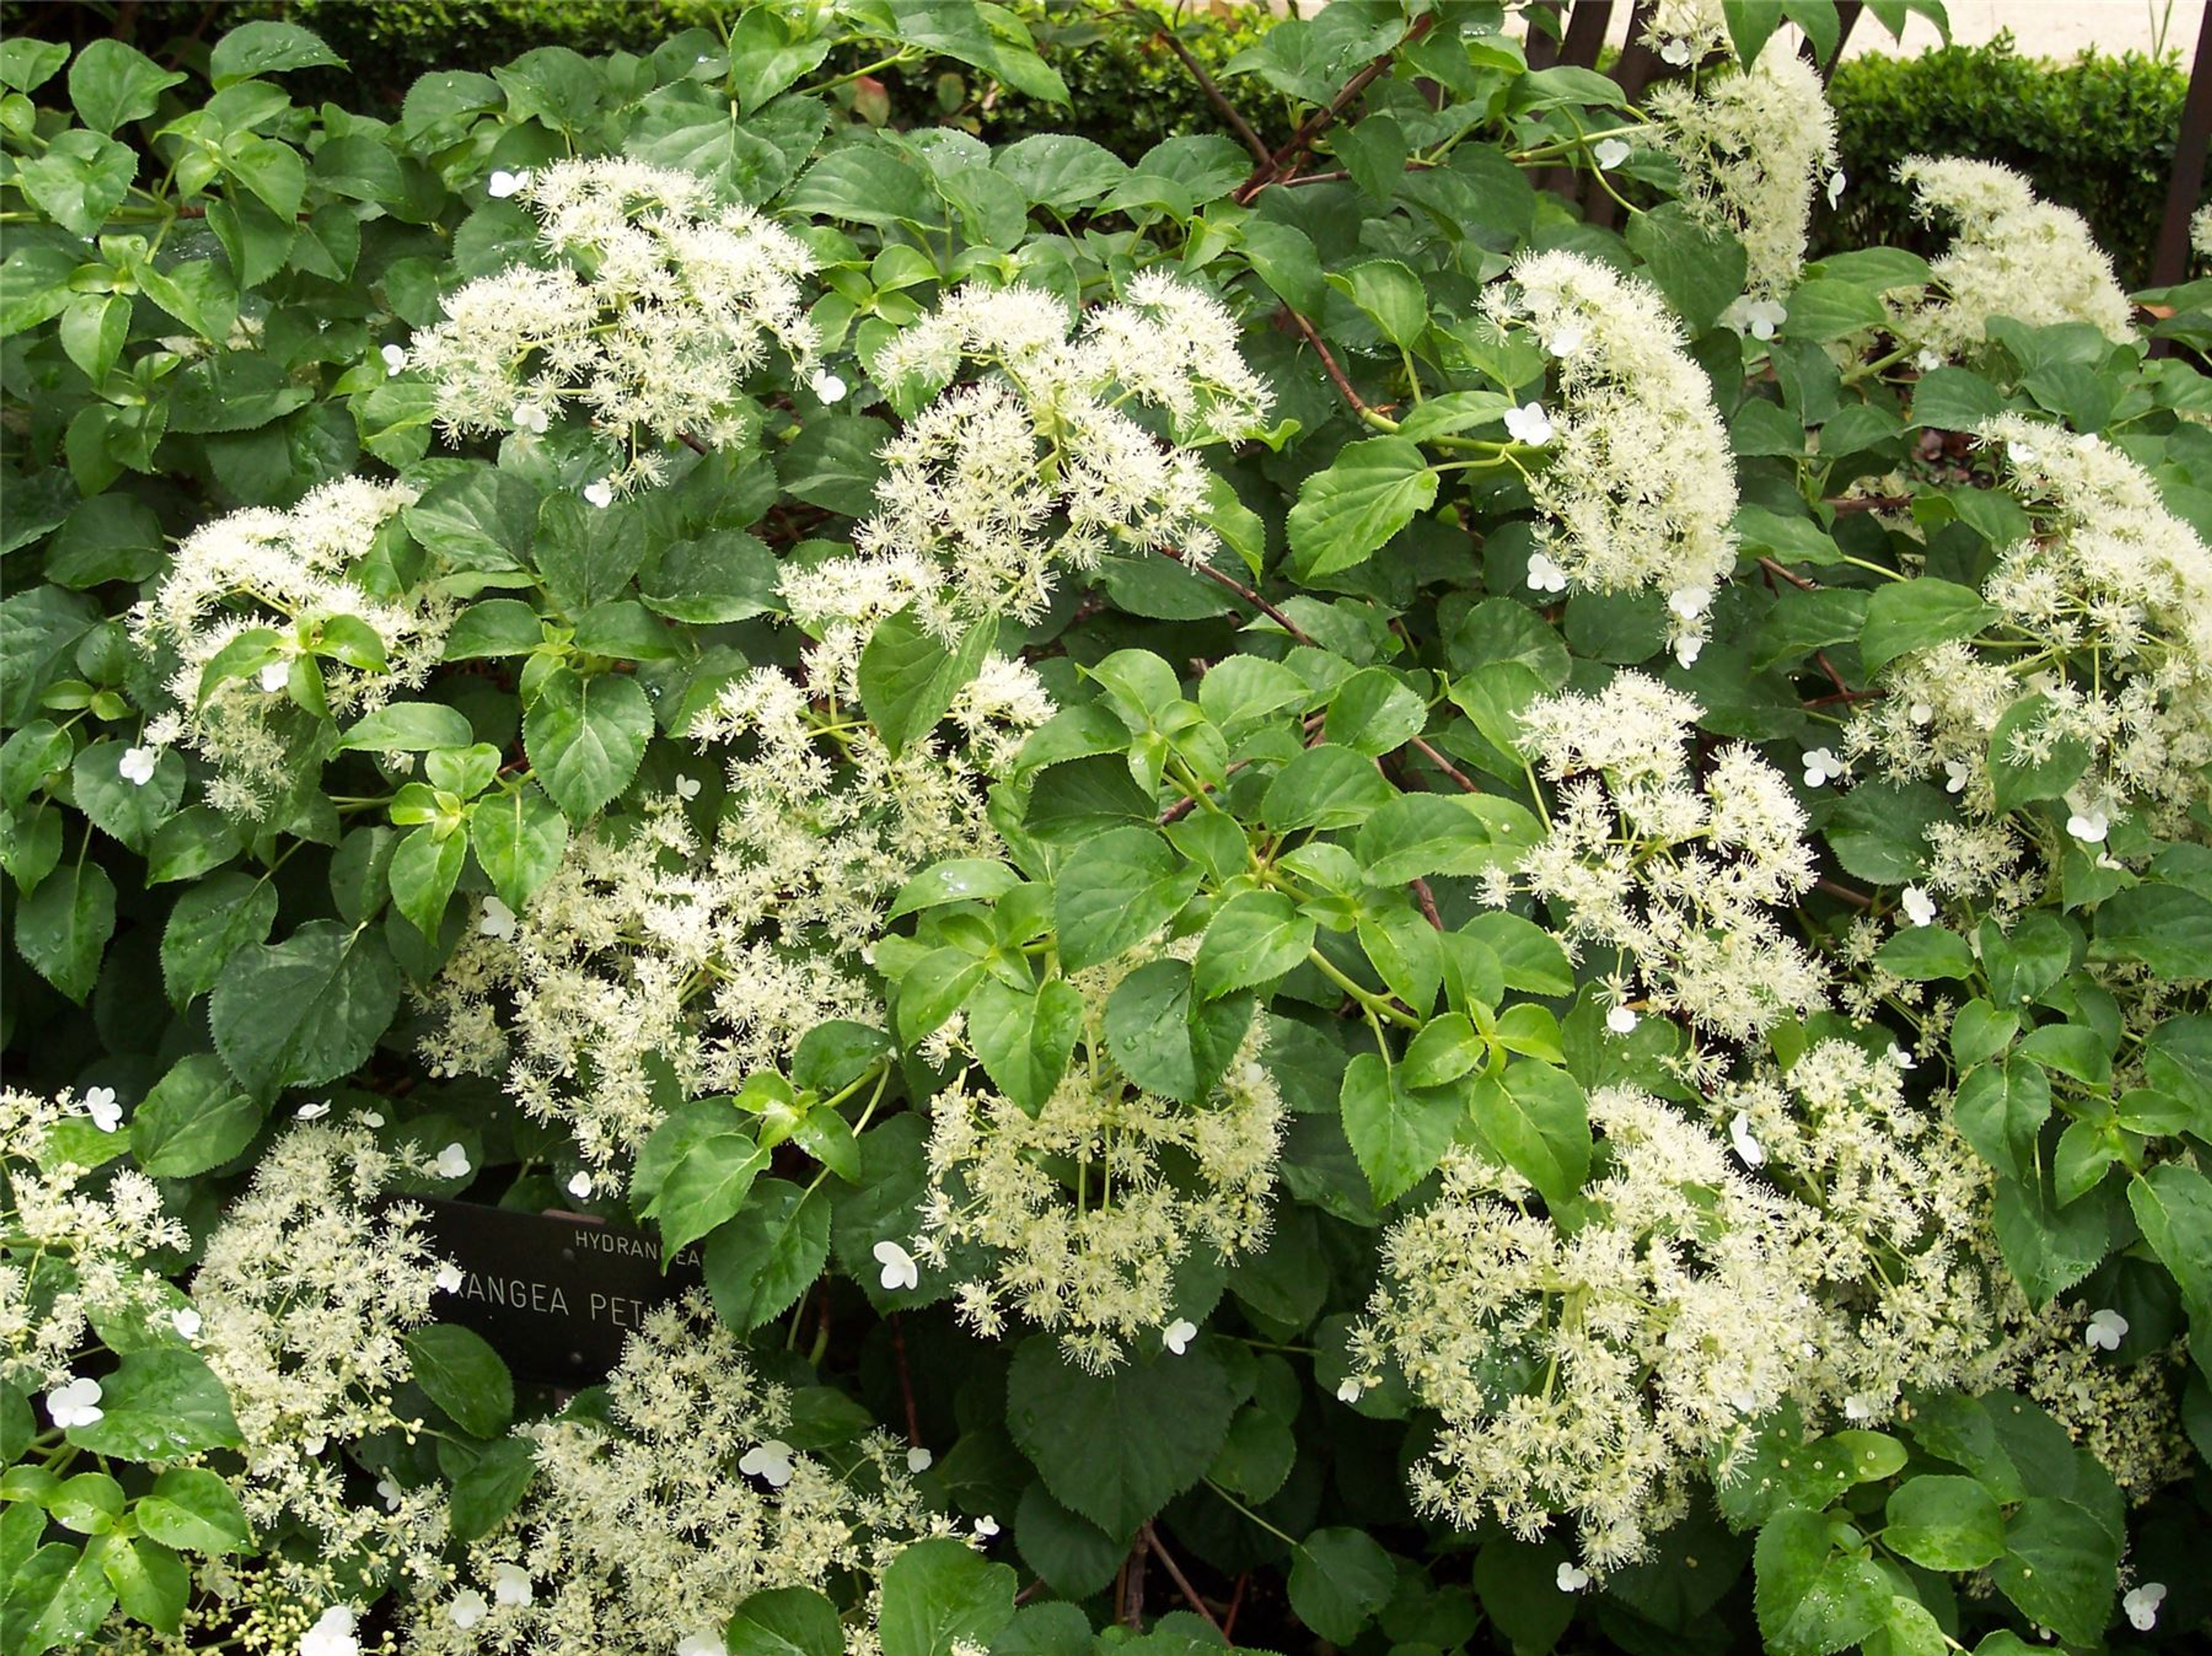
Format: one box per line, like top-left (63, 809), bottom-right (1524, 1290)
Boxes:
top-left (1819, 31), bottom-right (2190, 287)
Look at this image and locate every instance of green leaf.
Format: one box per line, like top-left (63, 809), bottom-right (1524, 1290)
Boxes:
top-left (208, 920), bottom-right (402, 1101)
top-left (447, 1435), bottom-right (537, 1543)
top-left (966, 977), bottom-right (1083, 1114)
top-left (524, 668), bottom-right (654, 822)
top-left (1986, 694), bottom-right (2089, 813)
top-left (161, 873), bottom-right (278, 1007)
top-left (445, 599), bottom-right (545, 660)
top-left (704, 1178), bottom-right (832, 1333)
top-left (1754, 1506), bottom-right (1889, 1656)
top-left (1335, 260), bottom-right (1427, 349)
top-left (889, 859), bottom-right (1022, 920)
top-left (878, 1537), bottom-right (1020, 1656)
top-left (1859, 578), bottom-right (1998, 673)
top-left (1990, 1498), bottom-right (2120, 1648)
top-left (1102, 958), bottom-right (1252, 1106)
top-left (784, 144), bottom-right (938, 229)
top-left (388, 825), bottom-right (467, 941)
top-left (1285, 439), bottom-right (1437, 580)
top-left (1467, 1062), bottom-right (1591, 1210)
top-left (1882, 1475), bottom-right (2003, 1571)
top-left (1052, 827), bottom-right (1201, 974)
top-left (1004, 1335), bottom-right (1240, 1538)
top-left (135, 1468), bottom-right (250, 1555)
top-left (469, 783), bottom-right (568, 914)
top-left (1784, 278), bottom-right (1889, 343)
top-left (17, 130), bottom-right (137, 240)
top-left (1356, 792), bottom-right (1540, 882)
top-left (2128, 1162), bottom-right (2212, 1309)
top-left (1289, 1528), bottom-right (1396, 1644)
top-left (211, 20), bottom-right (345, 83)
top-left (15, 861), bottom-right (115, 1004)
top-left (2090, 882), bottom-right (2212, 980)
top-left (1627, 203), bottom-right (1748, 336)
top-left (404, 468), bottom-right (538, 573)
top-left (994, 133), bottom-right (1128, 210)
top-left (1194, 891), bottom-right (1315, 998)
top-left (640, 528), bottom-right (781, 624)
top-left (69, 39), bottom-right (184, 133)
top-left (94, 1532), bottom-right (186, 1634)
top-left (535, 492), bottom-right (646, 615)
top-left (5, 1541), bottom-right (115, 1656)
top-left (1955, 1058), bottom-right (2050, 1184)
top-left (727, 1586), bottom-right (847, 1656)
top-left (1340, 1052), bottom-right (1459, 1205)
top-left (336, 701), bottom-right (475, 753)
top-left (1262, 745), bottom-right (1395, 832)
top-left (650, 1132), bottom-right (774, 1256)
top-left (130, 1054), bottom-right (260, 1179)
top-left (402, 1324), bottom-right (515, 1438)
top-left (858, 607), bottom-right (998, 758)
top-left (66, 1349), bottom-right (240, 1458)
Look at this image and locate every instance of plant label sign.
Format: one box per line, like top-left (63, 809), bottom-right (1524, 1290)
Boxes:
top-left (408, 1196), bottom-right (702, 1383)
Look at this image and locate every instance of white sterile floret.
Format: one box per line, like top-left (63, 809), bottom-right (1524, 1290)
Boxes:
top-left (1481, 253), bottom-right (1739, 652)
top-left (874, 1240), bottom-right (920, 1292)
top-left (1513, 675), bottom-right (1825, 1043)
top-left (1648, 36), bottom-right (1840, 297)
top-left (403, 1295), bottom-right (938, 1654)
top-left (1163, 1318), bottom-right (1199, 1355)
top-left (173, 1307), bottom-right (202, 1339)
top-left (2085, 1307), bottom-right (2129, 1351)
top-left (296, 1100), bottom-right (332, 1121)
top-left (299, 1605), bottom-right (360, 1656)
top-left (46, 1374), bottom-right (103, 1428)
top-left (1556, 1563), bottom-right (1592, 1593)
top-left (380, 342), bottom-right (407, 375)
top-left (1503, 401), bottom-right (1553, 446)
top-left (906, 1446), bottom-right (934, 1472)
top-left (1606, 1003), bottom-right (1640, 1035)
top-left (1801, 747), bottom-right (1843, 788)
top-left (118, 745), bottom-right (159, 786)
top-left (1594, 137), bottom-right (1630, 170)
top-left (1889, 157), bottom-right (2135, 362)
top-left (1526, 551), bottom-right (1569, 594)
top-left (1901, 885), bottom-right (1938, 928)
top-left (410, 157), bottom-right (817, 466)
top-left (433, 1142), bottom-right (471, 1179)
top-left (80, 1085), bottom-right (122, 1132)
top-left (129, 476), bottom-right (449, 818)
top-left (1844, 416), bottom-right (2212, 861)
top-left (2124, 1583), bottom-right (2167, 1631)
top-left (567, 1170), bottom-right (594, 1199)
top-left (858, 274), bottom-right (1271, 623)
top-left (920, 1002), bottom-right (1284, 1372)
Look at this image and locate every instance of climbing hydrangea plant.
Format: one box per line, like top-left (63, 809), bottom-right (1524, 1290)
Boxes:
top-left (4, 2), bottom-right (2210, 1654)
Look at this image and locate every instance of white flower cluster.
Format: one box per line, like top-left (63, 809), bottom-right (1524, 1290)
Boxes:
top-left (131, 477), bottom-right (446, 818)
top-left (1891, 157), bottom-right (2135, 362)
top-left (919, 990), bottom-right (1283, 1372)
top-left (408, 157), bottom-right (817, 475)
top-left (1845, 416), bottom-right (2212, 849)
top-left (1648, 38), bottom-right (1840, 298)
top-left (1509, 674), bottom-right (1825, 1048)
top-left (1350, 1087), bottom-right (1812, 1570)
top-left (421, 644), bottom-right (1050, 1171)
top-left (192, 1124), bottom-right (456, 1618)
top-left (1482, 253), bottom-right (1739, 654)
top-left (2194, 202), bottom-right (2212, 261)
top-left (860, 273), bottom-right (1271, 621)
top-left (1, 1088), bottom-right (189, 1392)
top-left (406, 1294), bottom-right (941, 1656)
top-left (1714, 1041), bottom-right (2015, 1421)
